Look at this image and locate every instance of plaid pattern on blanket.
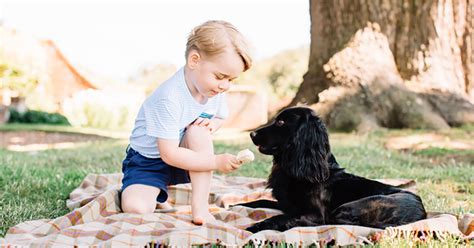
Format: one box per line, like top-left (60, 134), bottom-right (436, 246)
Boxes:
top-left (1, 173), bottom-right (473, 247)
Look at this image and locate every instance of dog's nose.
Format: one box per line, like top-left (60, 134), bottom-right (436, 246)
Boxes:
top-left (250, 131), bottom-right (257, 138)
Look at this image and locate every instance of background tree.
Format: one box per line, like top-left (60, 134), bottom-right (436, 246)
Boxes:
top-left (289, 0), bottom-right (474, 132)
top-left (0, 63), bottom-right (38, 99)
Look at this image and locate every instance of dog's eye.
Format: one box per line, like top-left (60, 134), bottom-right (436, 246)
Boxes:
top-left (275, 120), bottom-right (285, 126)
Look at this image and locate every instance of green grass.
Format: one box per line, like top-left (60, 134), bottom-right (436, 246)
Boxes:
top-left (1, 124), bottom-right (473, 247)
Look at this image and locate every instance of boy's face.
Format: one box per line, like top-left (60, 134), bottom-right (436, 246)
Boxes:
top-left (188, 48), bottom-right (244, 98)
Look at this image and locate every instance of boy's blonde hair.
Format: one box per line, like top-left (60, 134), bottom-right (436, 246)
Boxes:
top-left (186, 20), bottom-right (253, 71)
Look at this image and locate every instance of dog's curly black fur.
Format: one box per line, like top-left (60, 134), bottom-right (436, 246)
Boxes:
top-left (240, 107), bottom-right (427, 233)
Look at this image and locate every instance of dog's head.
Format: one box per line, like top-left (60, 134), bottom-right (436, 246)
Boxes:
top-left (250, 107), bottom-right (330, 183)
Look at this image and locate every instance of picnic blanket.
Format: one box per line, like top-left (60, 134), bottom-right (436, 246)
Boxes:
top-left (1, 173), bottom-right (473, 247)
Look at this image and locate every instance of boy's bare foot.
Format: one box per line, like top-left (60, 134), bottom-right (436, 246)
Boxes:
top-left (154, 201), bottom-right (177, 213)
top-left (192, 211), bottom-right (216, 225)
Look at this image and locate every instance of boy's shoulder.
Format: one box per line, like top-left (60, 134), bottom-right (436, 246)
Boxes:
top-left (158, 68), bottom-right (183, 88)
top-left (147, 68), bottom-right (186, 102)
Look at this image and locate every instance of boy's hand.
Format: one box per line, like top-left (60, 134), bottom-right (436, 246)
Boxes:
top-left (215, 153), bottom-right (242, 173)
top-left (192, 117), bottom-right (218, 133)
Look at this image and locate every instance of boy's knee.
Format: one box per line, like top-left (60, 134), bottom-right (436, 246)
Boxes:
top-left (181, 125), bottom-right (213, 152)
top-left (184, 125), bottom-right (212, 140)
top-left (121, 184), bottom-right (160, 214)
top-left (186, 125), bottom-right (210, 134)
top-left (121, 193), bottom-right (156, 214)
top-left (121, 199), bottom-right (155, 214)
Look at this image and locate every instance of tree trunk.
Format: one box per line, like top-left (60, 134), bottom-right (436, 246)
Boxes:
top-left (289, 0), bottom-right (474, 131)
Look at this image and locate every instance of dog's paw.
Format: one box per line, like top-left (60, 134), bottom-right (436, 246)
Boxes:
top-left (228, 203), bottom-right (241, 209)
top-left (245, 224), bottom-right (262, 233)
top-left (245, 220), bottom-right (271, 233)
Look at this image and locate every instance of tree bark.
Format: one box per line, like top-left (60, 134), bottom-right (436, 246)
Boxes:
top-left (289, 0), bottom-right (474, 131)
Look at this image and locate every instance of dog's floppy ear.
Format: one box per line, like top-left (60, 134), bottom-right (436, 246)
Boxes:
top-left (282, 112), bottom-right (330, 183)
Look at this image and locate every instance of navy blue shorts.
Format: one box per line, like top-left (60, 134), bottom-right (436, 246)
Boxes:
top-left (121, 146), bottom-right (190, 203)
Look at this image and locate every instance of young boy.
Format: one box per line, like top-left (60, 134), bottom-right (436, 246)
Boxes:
top-left (121, 20), bottom-right (253, 225)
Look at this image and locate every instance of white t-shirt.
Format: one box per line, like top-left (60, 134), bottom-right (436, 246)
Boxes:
top-left (129, 67), bottom-right (229, 158)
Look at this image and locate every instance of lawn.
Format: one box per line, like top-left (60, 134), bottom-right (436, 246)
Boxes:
top-left (0, 124), bottom-right (472, 246)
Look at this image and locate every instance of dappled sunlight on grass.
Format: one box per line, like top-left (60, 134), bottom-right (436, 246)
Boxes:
top-left (0, 123), bottom-right (130, 139)
top-left (385, 133), bottom-right (474, 151)
top-left (1, 133), bottom-right (115, 152)
top-left (7, 142), bottom-right (84, 152)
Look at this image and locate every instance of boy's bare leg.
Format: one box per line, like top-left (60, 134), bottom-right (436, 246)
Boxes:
top-left (121, 184), bottom-right (161, 214)
top-left (157, 201), bottom-right (173, 210)
top-left (189, 171), bottom-right (214, 224)
top-left (180, 125), bottom-right (216, 225)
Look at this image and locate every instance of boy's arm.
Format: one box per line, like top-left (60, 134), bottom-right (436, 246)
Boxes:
top-left (158, 138), bottom-right (238, 172)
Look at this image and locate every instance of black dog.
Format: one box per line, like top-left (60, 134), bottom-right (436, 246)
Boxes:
top-left (241, 107), bottom-right (426, 233)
